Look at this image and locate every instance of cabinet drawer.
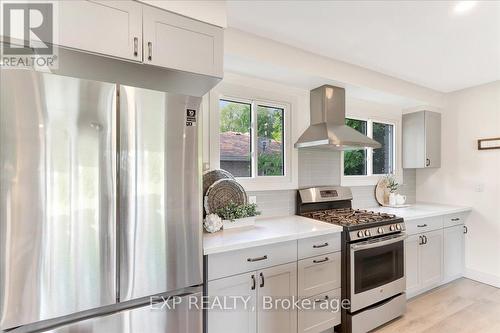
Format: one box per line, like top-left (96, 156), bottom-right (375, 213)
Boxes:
top-left (298, 234), bottom-right (341, 260)
top-left (443, 213), bottom-right (467, 228)
top-left (207, 241), bottom-right (297, 281)
top-left (298, 289), bottom-right (341, 333)
top-left (406, 217), bottom-right (442, 235)
top-left (298, 252), bottom-right (341, 298)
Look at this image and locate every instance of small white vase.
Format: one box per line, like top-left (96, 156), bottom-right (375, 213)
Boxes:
top-left (389, 193), bottom-right (397, 206)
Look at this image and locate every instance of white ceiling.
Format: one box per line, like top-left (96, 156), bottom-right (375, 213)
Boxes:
top-left (226, 0), bottom-right (500, 93)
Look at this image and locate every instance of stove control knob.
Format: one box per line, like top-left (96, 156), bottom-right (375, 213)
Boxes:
top-left (364, 230), bottom-right (371, 237)
top-left (378, 227), bottom-right (384, 234)
top-left (396, 224), bottom-right (402, 231)
top-left (390, 225), bottom-right (395, 231)
top-left (357, 231), bottom-right (364, 238)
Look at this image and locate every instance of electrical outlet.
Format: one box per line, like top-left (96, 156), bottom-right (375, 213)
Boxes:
top-left (249, 196), bottom-right (257, 204)
top-left (475, 183), bottom-right (485, 193)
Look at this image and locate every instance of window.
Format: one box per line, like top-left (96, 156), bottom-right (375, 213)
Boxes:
top-left (219, 99), bottom-right (252, 177)
top-left (344, 118), bottom-right (395, 176)
top-left (218, 98), bottom-right (285, 179)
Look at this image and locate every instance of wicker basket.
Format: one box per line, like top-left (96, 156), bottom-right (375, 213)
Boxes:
top-left (202, 169), bottom-right (235, 197)
top-left (204, 178), bottom-right (247, 215)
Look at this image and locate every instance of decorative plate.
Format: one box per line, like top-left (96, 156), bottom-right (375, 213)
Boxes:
top-left (375, 178), bottom-right (389, 206)
top-left (204, 179), bottom-right (247, 215)
top-left (202, 169), bottom-right (235, 196)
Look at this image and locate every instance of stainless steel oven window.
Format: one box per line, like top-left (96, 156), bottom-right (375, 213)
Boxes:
top-left (353, 240), bottom-right (404, 294)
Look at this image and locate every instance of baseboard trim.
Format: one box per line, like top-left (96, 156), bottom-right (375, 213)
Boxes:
top-left (465, 268), bottom-right (500, 288)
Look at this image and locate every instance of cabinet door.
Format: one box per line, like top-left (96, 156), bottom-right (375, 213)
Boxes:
top-left (405, 235), bottom-right (421, 297)
top-left (207, 273), bottom-right (257, 333)
top-left (59, 1), bottom-right (142, 61)
top-left (443, 225), bottom-right (465, 282)
top-left (143, 5), bottom-right (223, 77)
top-left (257, 262), bottom-right (298, 333)
top-left (425, 111), bottom-right (441, 168)
top-left (420, 229), bottom-right (443, 289)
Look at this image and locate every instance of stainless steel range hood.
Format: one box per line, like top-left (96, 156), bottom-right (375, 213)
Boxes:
top-left (295, 85), bottom-right (381, 150)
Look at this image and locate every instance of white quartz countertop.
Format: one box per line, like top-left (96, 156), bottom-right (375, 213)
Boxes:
top-left (203, 215), bottom-right (343, 255)
top-left (365, 202), bottom-right (472, 221)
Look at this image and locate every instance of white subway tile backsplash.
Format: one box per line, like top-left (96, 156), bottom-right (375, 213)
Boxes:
top-left (250, 153), bottom-right (416, 217)
top-left (298, 150), bottom-right (341, 187)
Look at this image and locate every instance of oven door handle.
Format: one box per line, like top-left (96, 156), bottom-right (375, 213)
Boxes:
top-left (350, 233), bottom-right (406, 251)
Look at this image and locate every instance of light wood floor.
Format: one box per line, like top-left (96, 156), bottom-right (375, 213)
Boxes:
top-left (374, 278), bottom-right (500, 333)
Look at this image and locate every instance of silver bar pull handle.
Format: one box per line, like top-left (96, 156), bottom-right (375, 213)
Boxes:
top-left (313, 257), bottom-right (329, 264)
top-left (147, 42), bottom-right (152, 61)
top-left (133, 37), bottom-right (138, 57)
top-left (313, 242), bottom-right (329, 249)
top-left (417, 224), bottom-right (428, 228)
top-left (247, 255), bottom-right (268, 262)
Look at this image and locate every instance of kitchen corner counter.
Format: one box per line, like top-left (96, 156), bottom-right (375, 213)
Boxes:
top-left (203, 215), bottom-right (343, 255)
top-left (366, 202), bottom-right (472, 221)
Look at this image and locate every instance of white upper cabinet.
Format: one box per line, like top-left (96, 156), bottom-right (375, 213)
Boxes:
top-left (59, 1), bottom-right (143, 61)
top-left (403, 111), bottom-right (441, 168)
top-left (143, 5), bottom-right (224, 77)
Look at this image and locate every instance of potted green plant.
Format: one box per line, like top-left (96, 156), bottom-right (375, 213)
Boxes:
top-left (215, 202), bottom-right (261, 229)
top-left (384, 174), bottom-right (399, 206)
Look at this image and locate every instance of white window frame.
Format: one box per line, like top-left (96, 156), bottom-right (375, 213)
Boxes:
top-left (208, 83), bottom-right (295, 191)
top-left (341, 115), bottom-right (402, 186)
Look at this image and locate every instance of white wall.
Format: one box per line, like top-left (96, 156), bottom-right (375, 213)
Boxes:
top-left (416, 81), bottom-right (500, 286)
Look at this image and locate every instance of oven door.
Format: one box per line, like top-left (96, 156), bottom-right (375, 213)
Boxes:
top-left (350, 233), bottom-right (406, 312)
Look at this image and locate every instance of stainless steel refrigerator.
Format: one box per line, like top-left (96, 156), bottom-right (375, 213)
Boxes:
top-left (0, 68), bottom-right (203, 332)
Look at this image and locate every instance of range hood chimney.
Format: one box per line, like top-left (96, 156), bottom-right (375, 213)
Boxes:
top-left (294, 85), bottom-right (382, 150)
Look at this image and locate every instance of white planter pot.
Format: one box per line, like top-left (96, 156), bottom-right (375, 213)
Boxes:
top-left (223, 216), bottom-right (256, 230)
top-left (389, 193), bottom-right (397, 206)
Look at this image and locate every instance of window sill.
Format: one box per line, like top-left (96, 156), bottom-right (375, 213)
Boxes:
top-left (341, 173), bottom-right (403, 187)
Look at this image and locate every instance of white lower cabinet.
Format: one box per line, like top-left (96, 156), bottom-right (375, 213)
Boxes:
top-left (404, 234), bottom-right (421, 297)
top-left (207, 262), bottom-right (297, 333)
top-left (404, 212), bottom-right (468, 299)
top-left (405, 229), bottom-right (444, 298)
top-left (207, 235), bottom-right (342, 333)
top-left (298, 252), bottom-right (341, 298)
top-left (257, 263), bottom-right (298, 333)
top-left (298, 289), bottom-right (341, 333)
top-left (420, 229), bottom-right (444, 288)
top-left (207, 273), bottom-right (257, 333)
top-left (443, 225), bottom-right (465, 282)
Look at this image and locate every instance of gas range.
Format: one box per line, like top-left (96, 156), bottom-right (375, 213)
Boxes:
top-left (296, 186), bottom-right (407, 333)
top-left (297, 190), bottom-right (405, 242)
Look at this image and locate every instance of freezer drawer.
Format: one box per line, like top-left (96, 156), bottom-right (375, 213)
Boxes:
top-left (119, 86), bottom-right (203, 300)
top-left (0, 69), bottom-right (117, 330)
top-left (40, 291), bottom-right (202, 333)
